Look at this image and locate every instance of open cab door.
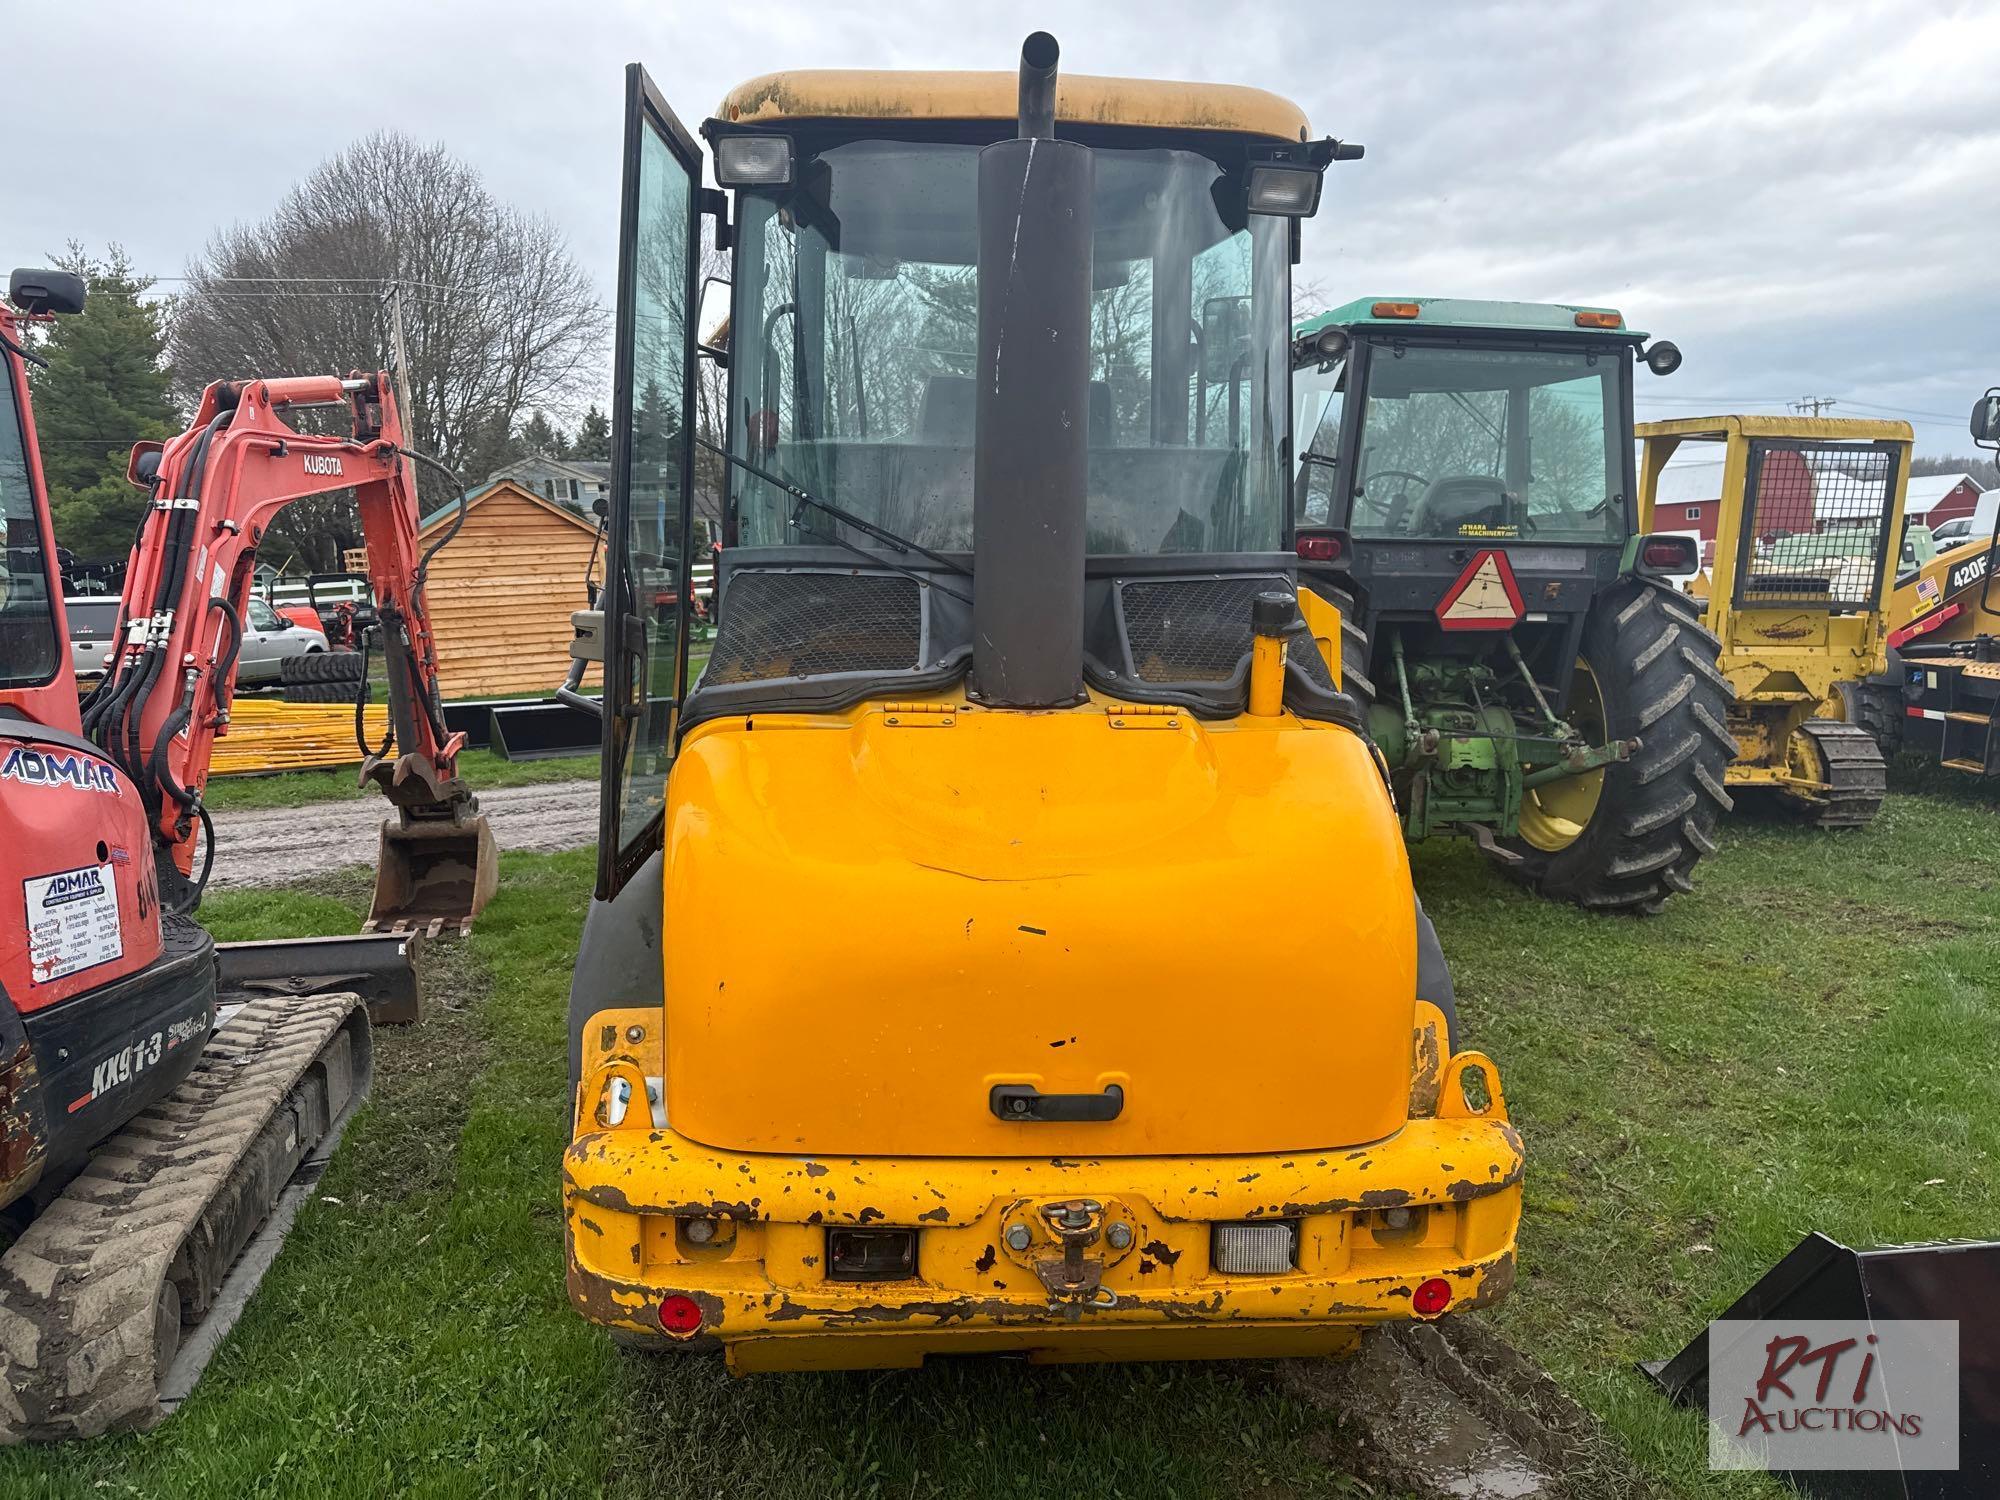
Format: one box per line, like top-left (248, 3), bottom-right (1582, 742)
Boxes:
top-left (597, 64), bottom-right (704, 899)
top-left (564, 65), bottom-right (703, 1086)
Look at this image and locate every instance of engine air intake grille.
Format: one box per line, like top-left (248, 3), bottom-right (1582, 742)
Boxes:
top-left (1736, 440), bottom-right (1902, 609)
top-left (1119, 576), bottom-right (1302, 685)
top-left (706, 571), bottom-right (923, 684)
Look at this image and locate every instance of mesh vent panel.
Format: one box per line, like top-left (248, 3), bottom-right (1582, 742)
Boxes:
top-left (1739, 442), bottom-right (1899, 608)
top-left (706, 572), bottom-right (922, 684)
top-left (1120, 577), bottom-right (1285, 684)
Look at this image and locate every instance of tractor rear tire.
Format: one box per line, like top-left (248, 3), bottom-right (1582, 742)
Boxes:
top-left (282, 679), bottom-right (364, 704)
top-left (1491, 580), bottom-right (1735, 914)
top-left (281, 649), bottom-right (365, 686)
top-left (1308, 582), bottom-right (1373, 706)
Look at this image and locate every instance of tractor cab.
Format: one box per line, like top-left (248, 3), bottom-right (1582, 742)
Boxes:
top-left (1288, 298), bottom-right (1730, 910)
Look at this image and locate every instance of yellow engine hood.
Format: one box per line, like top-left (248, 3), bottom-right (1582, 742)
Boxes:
top-left (660, 696), bottom-right (1415, 1158)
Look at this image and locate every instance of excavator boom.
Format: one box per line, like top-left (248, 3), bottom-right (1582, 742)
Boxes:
top-left (88, 371), bottom-right (495, 931)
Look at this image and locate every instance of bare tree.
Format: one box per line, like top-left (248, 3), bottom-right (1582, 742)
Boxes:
top-left (167, 132), bottom-right (606, 566)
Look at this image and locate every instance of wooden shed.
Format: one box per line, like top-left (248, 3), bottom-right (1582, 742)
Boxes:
top-left (416, 479), bottom-right (600, 699)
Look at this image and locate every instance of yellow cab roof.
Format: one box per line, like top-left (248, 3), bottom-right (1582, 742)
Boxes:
top-left (712, 70), bottom-right (1310, 142)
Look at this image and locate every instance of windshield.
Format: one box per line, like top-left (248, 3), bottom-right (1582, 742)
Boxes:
top-left (1, 359), bottom-right (60, 688)
top-left (730, 138), bottom-right (1291, 556)
top-left (1302, 342), bottom-right (1626, 544)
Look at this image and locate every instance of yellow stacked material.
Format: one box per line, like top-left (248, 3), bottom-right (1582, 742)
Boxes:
top-left (209, 698), bottom-right (391, 776)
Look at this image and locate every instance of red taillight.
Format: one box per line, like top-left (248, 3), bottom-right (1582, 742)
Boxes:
top-left (1642, 538), bottom-right (1695, 570)
top-left (1413, 1277), bottom-right (1453, 1316)
top-left (1297, 534), bottom-right (1343, 563)
top-left (658, 1294), bottom-right (704, 1336)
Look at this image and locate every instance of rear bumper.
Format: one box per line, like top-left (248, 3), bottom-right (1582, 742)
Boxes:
top-left (564, 1051), bottom-right (1522, 1372)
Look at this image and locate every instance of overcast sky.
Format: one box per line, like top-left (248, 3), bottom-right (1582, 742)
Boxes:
top-left (18, 1), bottom-right (1999, 458)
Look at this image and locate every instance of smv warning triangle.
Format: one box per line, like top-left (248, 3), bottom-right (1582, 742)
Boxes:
top-left (1435, 549), bottom-right (1525, 632)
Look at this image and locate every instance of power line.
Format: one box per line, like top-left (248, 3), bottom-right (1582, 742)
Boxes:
top-left (1790, 395), bottom-right (1839, 417)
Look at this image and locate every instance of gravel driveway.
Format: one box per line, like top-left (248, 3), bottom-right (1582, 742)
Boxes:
top-left (206, 779), bottom-right (599, 891)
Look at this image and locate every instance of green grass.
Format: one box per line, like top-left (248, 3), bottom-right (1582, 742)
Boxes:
top-left (1, 767), bottom-right (1992, 1495)
top-left (202, 748), bottom-right (597, 811)
top-left (1439, 759), bottom-right (2000, 1496)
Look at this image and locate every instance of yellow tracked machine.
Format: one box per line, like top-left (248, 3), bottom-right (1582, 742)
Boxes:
top-left (1637, 414), bottom-right (1913, 826)
top-left (562, 35), bottom-right (1521, 1372)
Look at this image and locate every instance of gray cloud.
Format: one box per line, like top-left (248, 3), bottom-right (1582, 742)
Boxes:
top-left (18, 0), bottom-right (1996, 453)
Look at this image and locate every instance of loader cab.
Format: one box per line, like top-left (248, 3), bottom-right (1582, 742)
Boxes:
top-left (596, 63), bottom-right (1348, 894)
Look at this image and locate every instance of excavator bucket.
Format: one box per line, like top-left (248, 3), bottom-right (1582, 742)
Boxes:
top-left (365, 810), bottom-right (498, 937)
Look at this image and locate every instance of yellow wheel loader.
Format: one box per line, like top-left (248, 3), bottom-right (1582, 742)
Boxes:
top-left (561, 36), bottom-right (1521, 1373)
top-left (1637, 415), bottom-right (1911, 826)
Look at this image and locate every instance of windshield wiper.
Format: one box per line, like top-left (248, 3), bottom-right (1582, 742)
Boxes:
top-left (696, 438), bottom-right (974, 604)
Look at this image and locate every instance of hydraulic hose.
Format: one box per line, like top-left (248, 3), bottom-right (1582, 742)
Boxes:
top-left (163, 803), bottom-right (216, 915)
top-left (395, 444), bottom-right (467, 754)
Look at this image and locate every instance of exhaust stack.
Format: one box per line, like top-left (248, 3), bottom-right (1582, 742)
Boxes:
top-left (970, 31), bottom-right (1092, 707)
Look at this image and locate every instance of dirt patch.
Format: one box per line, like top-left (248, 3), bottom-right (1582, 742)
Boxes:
top-left (341, 933), bottom-right (493, 1206)
top-left (1277, 1319), bottom-right (1669, 1500)
top-left (207, 779), bottom-right (598, 891)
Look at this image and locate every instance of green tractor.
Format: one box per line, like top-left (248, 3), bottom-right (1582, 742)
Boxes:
top-left (1292, 297), bottom-right (1733, 912)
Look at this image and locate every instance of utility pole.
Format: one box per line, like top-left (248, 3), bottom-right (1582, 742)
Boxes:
top-left (386, 280), bottom-right (428, 511)
top-left (1790, 396), bottom-right (1839, 417)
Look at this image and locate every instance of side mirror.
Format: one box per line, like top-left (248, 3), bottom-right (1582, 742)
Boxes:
top-left (698, 275), bottom-right (732, 367)
top-left (8, 268), bottom-right (86, 317)
top-left (1970, 390), bottom-right (2000, 449)
top-left (1642, 340), bottom-right (1682, 377)
top-left (128, 441), bottom-right (165, 489)
top-left (592, 495), bottom-right (608, 518)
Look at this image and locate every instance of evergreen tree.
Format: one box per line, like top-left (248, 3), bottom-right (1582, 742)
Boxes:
top-left (518, 410), bottom-right (566, 458)
top-left (27, 245), bottom-right (178, 559)
top-left (573, 404), bottom-right (611, 462)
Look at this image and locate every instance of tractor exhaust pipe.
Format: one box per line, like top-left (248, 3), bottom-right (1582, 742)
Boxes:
top-left (971, 31), bottom-right (1091, 707)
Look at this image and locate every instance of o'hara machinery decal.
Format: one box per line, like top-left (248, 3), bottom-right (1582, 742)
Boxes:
top-left (25, 862), bottom-right (123, 984)
top-left (1946, 551), bottom-right (1990, 597)
top-left (0, 745), bottom-right (120, 794)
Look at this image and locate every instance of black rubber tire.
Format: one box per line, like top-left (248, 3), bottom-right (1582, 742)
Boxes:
top-left (1491, 580), bottom-right (1735, 914)
top-left (1840, 677), bottom-right (1904, 760)
top-left (281, 649), bottom-right (365, 685)
top-left (282, 679), bottom-right (364, 704)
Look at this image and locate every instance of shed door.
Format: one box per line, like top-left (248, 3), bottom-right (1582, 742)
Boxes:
top-left (598, 64), bottom-right (702, 897)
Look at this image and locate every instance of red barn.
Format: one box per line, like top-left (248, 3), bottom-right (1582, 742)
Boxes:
top-left (1904, 473), bottom-right (1981, 529)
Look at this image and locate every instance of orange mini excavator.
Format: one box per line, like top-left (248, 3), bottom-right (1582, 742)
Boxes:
top-left (0, 265), bottom-right (490, 1439)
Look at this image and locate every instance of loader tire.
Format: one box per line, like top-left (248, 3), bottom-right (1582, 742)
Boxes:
top-left (282, 679), bottom-right (364, 704)
top-left (1839, 677), bottom-right (1904, 760)
top-left (1490, 580), bottom-right (1735, 914)
top-left (281, 649), bottom-right (365, 685)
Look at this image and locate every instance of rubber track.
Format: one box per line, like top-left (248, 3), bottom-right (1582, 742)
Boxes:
top-left (1794, 719), bottom-right (1887, 828)
top-left (0, 994), bottom-right (363, 1442)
